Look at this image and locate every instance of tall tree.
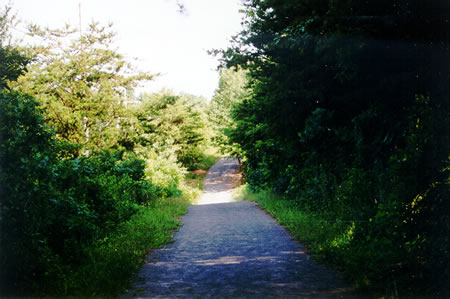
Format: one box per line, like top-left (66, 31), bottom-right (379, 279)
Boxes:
top-left (134, 91), bottom-right (208, 169)
top-left (0, 4), bottom-right (29, 89)
top-left (12, 22), bottom-right (154, 152)
top-left (221, 0), bottom-right (450, 295)
top-left (208, 66), bottom-right (248, 159)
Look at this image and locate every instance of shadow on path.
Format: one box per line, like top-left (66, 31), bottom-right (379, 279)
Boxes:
top-left (123, 159), bottom-right (354, 298)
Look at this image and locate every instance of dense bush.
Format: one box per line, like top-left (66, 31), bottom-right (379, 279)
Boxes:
top-left (0, 90), bottom-right (58, 294)
top-left (133, 91), bottom-right (209, 170)
top-left (0, 10), bottom-right (202, 296)
top-left (208, 67), bottom-right (248, 158)
top-left (221, 0), bottom-right (450, 296)
top-left (0, 90), bottom-right (164, 295)
top-left (49, 197), bottom-right (189, 297)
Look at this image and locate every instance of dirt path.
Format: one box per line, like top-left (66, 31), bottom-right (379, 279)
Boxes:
top-left (197, 158), bottom-right (241, 205)
top-left (123, 158), bottom-right (353, 298)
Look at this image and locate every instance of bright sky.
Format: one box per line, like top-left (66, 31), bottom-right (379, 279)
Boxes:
top-left (9, 0), bottom-right (244, 100)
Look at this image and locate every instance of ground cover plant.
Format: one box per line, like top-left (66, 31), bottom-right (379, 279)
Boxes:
top-left (242, 187), bottom-right (448, 297)
top-left (55, 197), bottom-right (190, 297)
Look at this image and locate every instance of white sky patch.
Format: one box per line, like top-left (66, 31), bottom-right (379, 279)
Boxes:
top-left (9, 0), bottom-right (244, 100)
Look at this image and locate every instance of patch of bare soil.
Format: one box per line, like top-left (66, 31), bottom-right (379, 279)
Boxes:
top-left (191, 169), bottom-right (207, 176)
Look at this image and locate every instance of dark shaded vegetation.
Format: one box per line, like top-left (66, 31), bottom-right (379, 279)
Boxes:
top-left (218, 0), bottom-right (449, 296)
top-left (3, 1), bottom-right (449, 296)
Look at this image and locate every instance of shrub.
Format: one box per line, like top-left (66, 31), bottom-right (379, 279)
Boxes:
top-left (0, 90), bottom-right (169, 296)
top-left (0, 90), bottom-right (59, 294)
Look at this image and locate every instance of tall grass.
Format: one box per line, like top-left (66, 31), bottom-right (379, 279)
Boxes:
top-left (243, 187), bottom-right (450, 297)
top-left (240, 188), bottom-right (369, 289)
top-left (192, 151), bottom-right (221, 172)
top-left (58, 153), bottom-right (220, 296)
top-left (241, 188), bottom-right (351, 261)
top-left (56, 197), bottom-right (190, 297)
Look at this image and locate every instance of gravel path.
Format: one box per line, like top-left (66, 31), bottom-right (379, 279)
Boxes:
top-left (124, 158), bottom-right (353, 298)
top-left (197, 158), bottom-right (241, 205)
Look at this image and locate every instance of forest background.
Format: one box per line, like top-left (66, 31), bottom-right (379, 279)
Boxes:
top-left (1, 0), bottom-right (449, 297)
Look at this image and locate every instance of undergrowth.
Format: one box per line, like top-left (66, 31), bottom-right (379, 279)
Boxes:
top-left (193, 152), bottom-right (221, 171)
top-left (239, 187), bottom-right (393, 297)
top-left (240, 187), bottom-right (350, 261)
top-left (184, 151), bottom-right (220, 190)
top-left (58, 152), bottom-right (218, 296)
top-left (57, 197), bottom-right (190, 297)
top-left (46, 152), bottom-right (220, 296)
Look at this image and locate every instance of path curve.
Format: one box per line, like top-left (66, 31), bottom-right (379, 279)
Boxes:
top-left (197, 158), bottom-right (241, 205)
top-left (124, 158), bottom-right (353, 298)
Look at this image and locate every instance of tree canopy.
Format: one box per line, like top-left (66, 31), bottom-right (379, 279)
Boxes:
top-left (220, 0), bottom-right (450, 295)
top-left (0, 5), bottom-right (29, 89)
top-left (208, 66), bottom-right (248, 158)
top-left (134, 91), bottom-right (208, 170)
top-left (12, 22), bottom-right (154, 152)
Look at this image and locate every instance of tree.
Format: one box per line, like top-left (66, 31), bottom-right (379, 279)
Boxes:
top-left (208, 66), bottom-right (248, 159)
top-left (0, 4), bottom-right (29, 89)
top-left (12, 22), bottom-right (154, 153)
top-left (0, 11), bottom-right (163, 294)
top-left (134, 91), bottom-right (208, 170)
top-left (220, 0), bottom-right (450, 295)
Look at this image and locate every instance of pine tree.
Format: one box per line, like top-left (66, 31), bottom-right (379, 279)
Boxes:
top-left (13, 22), bottom-right (154, 153)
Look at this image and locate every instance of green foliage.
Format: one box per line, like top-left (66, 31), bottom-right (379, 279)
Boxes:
top-left (143, 147), bottom-right (186, 198)
top-left (0, 80), bottom-right (181, 296)
top-left (193, 151), bottom-right (220, 171)
top-left (0, 88), bottom-right (186, 296)
top-left (133, 91), bottom-right (208, 170)
top-left (0, 5), bottom-right (29, 89)
top-left (11, 22), bottom-right (154, 152)
top-left (0, 10), bottom-right (198, 297)
top-left (208, 66), bottom-right (248, 158)
top-left (244, 189), bottom-right (448, 296)
top-left (184, 152), bottom-right (220, 191)
top-left (244, 190), bottom-right (350, 259)
top-left (221, 0), bottom-right (450, 296)
top-left (0, 45), bottom-right (29, 89)
top-left (0, 90), bottom-right (58, 294)
top-left (52, 197), bottom-right (189, 297)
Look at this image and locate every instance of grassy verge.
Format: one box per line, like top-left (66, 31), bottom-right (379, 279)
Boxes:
top-left (57, 197), bottom-right (190, 297)
top-left (241, 187), bottom-right (450, 297)
top-left (62, 149), bottom-right (221, 297)
top-left (238, 187), bottom-right (362, 287)
top-left (238, 187), bottom-right (351, 260)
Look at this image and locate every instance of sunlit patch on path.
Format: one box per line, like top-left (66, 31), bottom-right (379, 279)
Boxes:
top-left (196, 158), bottom-right (241, 205)
top-left (123, 158), bottom-right (354, 298)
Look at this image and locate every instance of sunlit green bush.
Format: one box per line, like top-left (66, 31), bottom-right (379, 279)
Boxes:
top-left (0, 90), bottom-right (177, 295)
